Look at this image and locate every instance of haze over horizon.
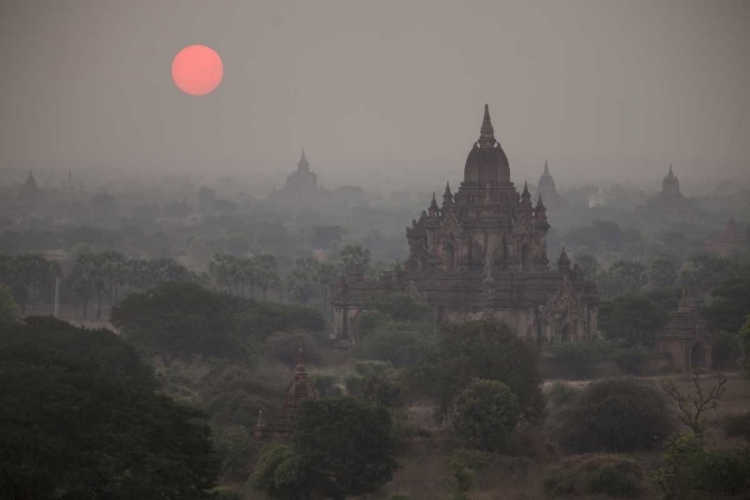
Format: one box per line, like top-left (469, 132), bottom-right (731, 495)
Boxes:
top-left (1, 0), bottom-right (749, 188)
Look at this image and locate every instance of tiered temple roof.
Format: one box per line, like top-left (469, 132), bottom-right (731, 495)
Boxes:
top-left (254, 349), bottom-right (318, 441)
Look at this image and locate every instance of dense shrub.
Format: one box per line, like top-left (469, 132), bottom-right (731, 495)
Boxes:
top-left (722, 412), bottom-right (750, 443)
top-left (552, 378), bottom-right (674, 453)
top-left (545, 382), bottom-right (580, 409)
top-left (356, 323), bottom-right (434, 368)
top-left (262, 331), bottom-right (322, 367)
top-left (310, 374), bottom-right (342, 398)
top-left (548, 340), bottom-right (615, 379)
top-left (598, 294), bottom-right (668, 346)
top-left (345, 372), bottom-right (404, 409)
top-left (543, 454), bottom-right (645, 498)
top-left (413, 320), bottom-right (544, 422)
top-left (711, 330), bottom-right (741, 370)
top-left (199, 365), bottom-right (284, 428)
top-left (614, 345), bottom-right (649, 375)
top-left (208, 487), bottom-right (242, 499)
top-left (211, 424), bottom-right (258, 483)
top-left (452, 379), bottom-right (520, 451)
top-left (234, 300), bottom-right (326, 339)
top-left (652, 433), bottom-right (750, 499)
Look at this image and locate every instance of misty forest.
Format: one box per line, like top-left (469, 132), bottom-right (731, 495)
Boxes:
top-left (2, 1), bottom-right (750, 500)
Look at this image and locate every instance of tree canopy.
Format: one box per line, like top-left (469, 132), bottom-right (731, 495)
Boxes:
top-left (0, 317), bottom-right (219, 500)
top-left (251, 398), bottom-right (399, 500)
top-left (598, 294), bottom-right (669, 346)
top-left (412, 319), bottom-right (544, 422)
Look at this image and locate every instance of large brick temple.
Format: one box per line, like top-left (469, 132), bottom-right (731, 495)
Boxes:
top-left (331, 105), bottom-right (600, 344)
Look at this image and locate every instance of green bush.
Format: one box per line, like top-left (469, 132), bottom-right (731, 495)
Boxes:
top-left (310, 374), bottom-right (342, 398)
top-left (209, 486), bottom-right (242, 499)
top-left (553, 378), bottom-right (674, 453)
top-left (548, 340), bottom-right (614, 379)
top-left (652, 433), bottom-right (750, 498)
top-left (722, 412), bottom-right (750, 442)
top-left (262, 331), bottom-right (322, 367)
top-left (691, 448), bottom-right (750, 496)
top-left (452, 379), bottom-right (520, 451)
top-left (545, 382), bottom-right (579, 408)
top-left (543, 454), bottom-right (644, 498)
top-left (212, 424), bottom-right (258, 482)
top-left (447, 449), bottom-right (494, 500)
top-left (712, 330), bottom-right (741, 370)
top-left (345, 372), bottom-right (404, 408)
top-left (413, 320), bottom-right (545, 422)
top-left (354, 360), bottom-right (395, 376)
top-left (614, 345), bottom-right (648, 375)
top-left (356, 322), bottom-right (434, 368)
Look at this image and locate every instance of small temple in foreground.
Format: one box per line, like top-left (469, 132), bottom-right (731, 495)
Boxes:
top-left (254, 349), bottom-right (318, 441)
top-left (655, 291), bottom-right (712, 373)
top-left (331, 105), bottom-right (600, 344)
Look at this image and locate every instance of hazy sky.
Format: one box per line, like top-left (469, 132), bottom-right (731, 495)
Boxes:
top-left (1, 0), bottom-right (748, 187)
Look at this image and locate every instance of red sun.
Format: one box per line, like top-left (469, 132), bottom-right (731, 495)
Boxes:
top-left (172, 45), bottom-right (223, 96)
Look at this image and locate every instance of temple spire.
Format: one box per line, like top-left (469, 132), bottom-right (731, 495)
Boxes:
top-left (294, 348), bottom-right (307, 375)
top-left (298, 149), bottom-right (309, 170)
top-left (668, 164), bottom-right (673, 176)
top-left (478, 104), bottom-right (496, 146)
top-left (544, 160), bottom-right (549, 175)
top-left (442, 182), bottom-right (453, 206)
top-left (429, 192), bottom-right (439, 216)
top-left (536, 192), bottom-right (546, 210)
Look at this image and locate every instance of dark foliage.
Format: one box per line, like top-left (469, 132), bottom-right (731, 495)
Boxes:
top-left (0, 317), bottom-right (219, 500)
top-left (547, 340), bottom-right (615, 379)
top-left (598, 294), bottom-right (669, 346)
top-left (252, 398), bottom-right (400, 500)
top-left (412, 320), bottom-right (544, 422)
top-left (703, 272), bottom-right (750, 334)
top-left (553, 378), bottom-right (674, 453)
top-left (722, 412), bottom-right (750, 443)
top-left (292, 398), bottom-right (400, 499)
top-left (543, 454), bottom-right (645, 498)
top-left (111, 281), bottom-right (248, 364)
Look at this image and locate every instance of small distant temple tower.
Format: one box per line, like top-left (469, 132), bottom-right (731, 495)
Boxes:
top-left (331, 105), bottom-right (600, 344)
top-left (535, 161), bottom-right (563, 208)
top-left (635, 165), bottom-right (698, 222)
top-left (705, 216), bottom-right (747, 257)
top-left (273, 149), bottom-right (320, 202)
top-left (655, 291), bottom-right (712, 373)
top-left (254, 349), bottom-right (318, 441)
top-left (19, 171), bottom-right (39, 201)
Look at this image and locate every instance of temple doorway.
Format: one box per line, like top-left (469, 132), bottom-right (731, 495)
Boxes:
top-left (560, 324), bottom-right (571, 342)
top-left (691, 341), bottom-right (708, 371)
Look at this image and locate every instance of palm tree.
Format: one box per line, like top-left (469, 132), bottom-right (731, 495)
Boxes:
top-left (254, 252), bottom-right (280, 301)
